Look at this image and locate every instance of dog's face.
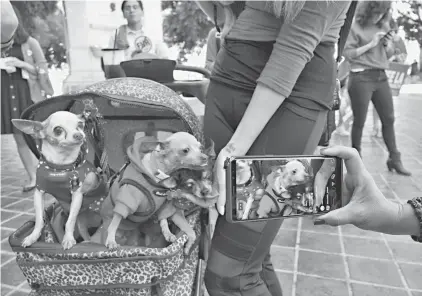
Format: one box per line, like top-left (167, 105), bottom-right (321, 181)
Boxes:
top-left (268, 160), bottom-right (311, 195)
top-left (171, 168), bottom-right (214, 199)
top-left (144, 132), bottom-right (209, 170)
top-left (12, 111), bottom-right (86, 151)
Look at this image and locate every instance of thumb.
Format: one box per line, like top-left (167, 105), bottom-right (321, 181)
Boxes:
top-left (314, 204), bottom-right (355, 227)
top-left (217, 183), bottom-right (225, 215)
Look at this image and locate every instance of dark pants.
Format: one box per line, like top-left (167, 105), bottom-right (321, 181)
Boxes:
top-left (203, 82), bottom-right (328, 296)
top-left (348, 69), bottom-right (400, 157)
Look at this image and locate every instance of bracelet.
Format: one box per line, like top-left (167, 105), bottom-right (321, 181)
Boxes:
top-left (407, 197), bottom-right (422, 243)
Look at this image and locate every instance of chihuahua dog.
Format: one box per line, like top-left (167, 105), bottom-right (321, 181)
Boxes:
top-left (12, 111), bottom-right (106, 249)
top-left (256, 160), bottom-right (312, 218)
top-left (155, 164), bottom-right (218, 254)
top-left (99, 132), bottom-right (210, 249)
top-left (235, 160), bottom-right (265, 220)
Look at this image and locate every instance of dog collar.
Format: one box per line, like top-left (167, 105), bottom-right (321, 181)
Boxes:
top-left (271, 188), bottom-right (288, 199)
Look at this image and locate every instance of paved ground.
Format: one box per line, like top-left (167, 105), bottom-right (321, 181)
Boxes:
top-left (1, 90), bottom-right (422, 296)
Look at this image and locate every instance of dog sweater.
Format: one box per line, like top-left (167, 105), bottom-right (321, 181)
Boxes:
top-left (36, 155), bottom-right (107, 214)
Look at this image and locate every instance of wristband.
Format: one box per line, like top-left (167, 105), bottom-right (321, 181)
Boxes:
top-left (407, 197), bottom-right (422, 243)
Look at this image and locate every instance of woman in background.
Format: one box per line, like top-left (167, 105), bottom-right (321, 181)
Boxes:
top-left (1, 9), bottom-right (53, 192)
top-left (344, 1), bottom-right (410, 175)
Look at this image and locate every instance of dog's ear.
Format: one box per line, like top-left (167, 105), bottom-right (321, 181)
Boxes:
top-left (157, 141), bottom-right (171, 155)
top-left (159, 176), bottom-right (177, 188)
top-left (139, 141), bottom-right (161, 153)
top-left (11, 119), bottom-right (47, 139)
top-left (204, 138), bottom-right (216, 159)
top-left (270, 166), bottom-right (283, 174)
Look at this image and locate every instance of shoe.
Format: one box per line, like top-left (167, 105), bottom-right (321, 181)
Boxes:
top-left (334, 125), bottom-right (350, 137)
top-left (386, 153), bottom-right (411, 176)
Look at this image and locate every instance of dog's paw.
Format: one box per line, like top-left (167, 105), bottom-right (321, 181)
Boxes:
top-left (62, 234), bottom-right (77, 250)
top-left (21, 232), bottom-right (41, 247)
top-left (184, 235), bottom-right (196, 255)
top-left (163, 231), bottom-right (177, 243)
top-left (105, 237), bottom-right (120, 250)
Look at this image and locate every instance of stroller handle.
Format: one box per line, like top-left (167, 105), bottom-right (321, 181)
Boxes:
top-left (174, 65), bottom-right (211, 79)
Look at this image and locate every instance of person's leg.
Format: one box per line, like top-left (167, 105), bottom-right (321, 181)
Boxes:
top-left (13, 133), bottom-right (37, 190)
top-left (203, 82), bottom-right (327, 296)
top-left (372, 103), bottom-right (381, 137)
top-left (371, 74), bottom-right (411, 175)
top-left (347, 73), bottom-right (374, 156)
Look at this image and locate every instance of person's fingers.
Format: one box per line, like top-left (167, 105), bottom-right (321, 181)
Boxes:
top-left (208, 206), bottom-right (219, 238)
top-left (320, 146), bottom-right (365, 175)
top-left (314, 203), bottom-right (356, 227)
top-left (217, 181), bottom-right (225, 215)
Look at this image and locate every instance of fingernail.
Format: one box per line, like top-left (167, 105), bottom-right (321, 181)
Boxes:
top-left (314, 219), bottom-right (326, 225)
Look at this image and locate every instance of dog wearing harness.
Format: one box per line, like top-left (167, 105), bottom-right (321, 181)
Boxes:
top-left (95, 132), bottom-right (210, 250)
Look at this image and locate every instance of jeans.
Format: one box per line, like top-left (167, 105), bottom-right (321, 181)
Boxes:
top-left (348, 69), bottom-right (400, 157)
top-left (203, 81), bottom-right (328, 296)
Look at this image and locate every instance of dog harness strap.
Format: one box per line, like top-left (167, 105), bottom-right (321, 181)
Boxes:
top-left (264, 190), bottom-right (281, 214)
top-left (119, 178), bottom-right (157, 217)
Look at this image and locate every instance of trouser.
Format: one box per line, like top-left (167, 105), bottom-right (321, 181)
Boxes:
top-left (348, 69), bottom-right (400, 157)
top-left (203, 81), bottom-right (328, 296)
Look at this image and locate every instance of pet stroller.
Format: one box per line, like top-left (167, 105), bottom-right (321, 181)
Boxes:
top-left (8, 77), bottom-right (212, 296)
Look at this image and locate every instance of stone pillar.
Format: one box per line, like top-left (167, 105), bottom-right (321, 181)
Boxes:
top-left (62, 1), bottom-right (106, 94)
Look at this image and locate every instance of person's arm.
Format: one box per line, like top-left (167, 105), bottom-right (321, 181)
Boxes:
top-left (1, 0), bottom-right (18, 49)
top-left (205, 28), bottom-right (218, 72)
top-left (228, 1), bottom-right (345, 154)
top-left (155, 41), bottom-right (170, 59)
top-left (343, 27), bottom-right (377, 59)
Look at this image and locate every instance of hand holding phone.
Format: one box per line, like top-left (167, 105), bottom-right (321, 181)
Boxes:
top-left (225, 155), bottom-right (343, 223)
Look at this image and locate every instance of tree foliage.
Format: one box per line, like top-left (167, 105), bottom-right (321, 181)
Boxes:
top-left (162, 1), bottom-right (213, 62)
top-left (396, 0), bottom-right (422, 45)
top-left (11, 1), bottom-right (67, 68)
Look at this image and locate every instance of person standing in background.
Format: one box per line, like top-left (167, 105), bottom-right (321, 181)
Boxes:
top-left (1, 7), bottom-right (53, 192)
top-left (344, 1), bottom-right (411, 176)
top-left (372, 18), bottom-right (408, 138)
top-left (109, 0), bottom-right (169, 60)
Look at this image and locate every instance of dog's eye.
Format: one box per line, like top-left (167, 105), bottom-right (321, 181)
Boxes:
top-left (53, 126), bottom-right (64, 137)
top-left (182, 148), bottom-right (190, 154)
top-left (292, 169), bottom-right (297, 175)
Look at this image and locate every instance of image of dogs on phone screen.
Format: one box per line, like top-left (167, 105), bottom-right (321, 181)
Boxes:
top-left (234, 157), bottom-right (340, 221)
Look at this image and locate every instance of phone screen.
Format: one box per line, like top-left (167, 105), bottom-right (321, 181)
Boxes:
top-left (228, 156), bottom-right (343, 222)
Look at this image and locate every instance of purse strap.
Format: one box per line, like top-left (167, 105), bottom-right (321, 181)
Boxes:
top-left (337, 1), bottom-right (358, 63)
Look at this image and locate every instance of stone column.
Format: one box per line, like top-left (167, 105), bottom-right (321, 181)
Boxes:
top-left (62, 1), bottom-right (106, 94)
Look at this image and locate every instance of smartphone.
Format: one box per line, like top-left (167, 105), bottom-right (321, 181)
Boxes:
top-left (382, 30), bottom-right (395, 40)
top-left (225, 155), bottom-right (343, 223)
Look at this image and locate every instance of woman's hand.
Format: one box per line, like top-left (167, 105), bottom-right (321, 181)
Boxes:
top-left (0, 57), bottom-right (16, 73)
top-left (370, 32), bottom-right (387, 48)
top-left (314, 146), bottom-right (414, 235)
top-left (208, 143), bottom-right (237, 233)
top-left (4, 56), bottom-right (24, 68)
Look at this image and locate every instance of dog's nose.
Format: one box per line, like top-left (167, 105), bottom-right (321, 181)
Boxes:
top-left (73, 132), bottom-right (84, 141)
